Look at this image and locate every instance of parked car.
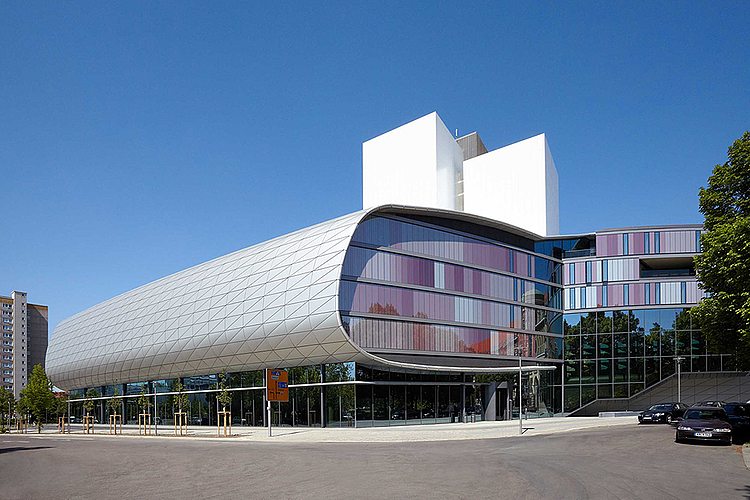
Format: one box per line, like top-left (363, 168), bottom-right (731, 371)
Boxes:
top-left (638, 402), bottom-right (688, 424)
top-left (692, 401), bottom-right (726, 407)
top-left (724, 402), bottom-right (750, 443)
top-left (675, 407), bottom-right (732, 445)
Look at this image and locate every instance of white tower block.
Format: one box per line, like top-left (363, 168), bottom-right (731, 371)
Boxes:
top-left (462, 133), bottom-right (559, 236)
top-left (363, 112), bottom-right (464, 212)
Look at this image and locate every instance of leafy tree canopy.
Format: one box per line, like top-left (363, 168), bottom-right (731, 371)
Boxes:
top-left (693, 131), bottom-right (750, 367)
top-left (18, 365), bottom-right (55, 433)
top-left (217, 370), bottom-right (232, 410)
top-left (138, 386), bottom-right (151, 413)
top-left (55, 393), bottom-right (69, 417)
top-left (107, 389), bottom-right (121, 415)
top-left (173, 381), bottom-right (189, 413)
top-left (84, 388), bottom-right (99, 414)
top-left (0, 387), bottom-right (14, 417)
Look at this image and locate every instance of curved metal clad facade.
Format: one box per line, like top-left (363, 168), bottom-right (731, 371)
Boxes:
top-left (47, 205), bottom-right (561, 391)
top-left (46, 210), bottom-right (368, 390)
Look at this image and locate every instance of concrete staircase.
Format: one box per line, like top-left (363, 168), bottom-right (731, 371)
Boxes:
top-left (569, 371), bottom-right (750, 416)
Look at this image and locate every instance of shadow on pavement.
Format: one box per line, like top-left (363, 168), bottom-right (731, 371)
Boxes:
top-left (0, 446), bottom-right (52, 455)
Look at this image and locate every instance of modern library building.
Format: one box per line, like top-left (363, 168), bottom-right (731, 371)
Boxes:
top-left (46, 112), bottom-right (728, 427)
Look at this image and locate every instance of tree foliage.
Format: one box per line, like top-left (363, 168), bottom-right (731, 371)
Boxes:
top-left (84, 388), bottom-right (99, 415)
top-left (0, 387), bottom-right (14, 418)
top-left (173, 381), bottom-right (189, 414)
top-left (54, 393), bottom-right (69, 418)
top-left (18, 365), bottom-right (55, 433)
top-left (217, 370), bottom-right (232, 410)
top-left (138, 387), bottom-right (151, 414)
top-left (107, 388), bottom-right (121, 416)
top-left (693, 131), bottom-right (750, 367)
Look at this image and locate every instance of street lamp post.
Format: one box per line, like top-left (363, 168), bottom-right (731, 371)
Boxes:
top-left (675, 356), bottom-right (685, 403)
top-left (518, 358), bottom-right (523, 435)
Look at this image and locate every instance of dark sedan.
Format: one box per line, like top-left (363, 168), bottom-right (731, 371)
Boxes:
top-left (638, 402), bottom-right (688, 424)
top-left (692, 401), bottom-right (726, 407)
top-left (675, 407), bottom-right (733, 445)
top-left (724, 403), bottom-right (750, 443)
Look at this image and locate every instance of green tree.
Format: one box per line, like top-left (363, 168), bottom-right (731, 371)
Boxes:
top-left (174, 381), bottom-right (189, 414)
top-left (16, 395), bottom-right (28, 426)
top-left (217, 370), bottom-right (232, 411)
top-left (0, 387), bottom-right (13, 417)
top-left (693, 131), bottom-right (750, 368)
top-left (18, 365), bottom-right (55, 433)
top-left (138, 387), bottom-right (151, 414)
top-left (106, 388), bottom-right (121, 417)
top-left (84, 388), bottom-right (99, 416)
top-left (54, 393), bottom-right (69, 418)
top-left (0, 387), bottom-right (14, 431)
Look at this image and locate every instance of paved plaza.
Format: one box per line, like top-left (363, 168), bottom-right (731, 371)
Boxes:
top-left (1, 420), bottom-right (747, 499)
top-left (29, 415), bottom-right (638, 442)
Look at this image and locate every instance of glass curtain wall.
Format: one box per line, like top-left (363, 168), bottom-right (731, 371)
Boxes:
top-left (339, 215), bottom-right (563, 421)
top-left (561, 307), bottom-right (733, 412)
top-left (67, 362), bottom-right (565, 427)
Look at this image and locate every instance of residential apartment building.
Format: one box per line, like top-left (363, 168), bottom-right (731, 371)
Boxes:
top-left (2, 291), bottom-right (49, 399)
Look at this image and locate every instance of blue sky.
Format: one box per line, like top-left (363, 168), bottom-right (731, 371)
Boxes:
top-left (1, 1), bottom-right (748, 332)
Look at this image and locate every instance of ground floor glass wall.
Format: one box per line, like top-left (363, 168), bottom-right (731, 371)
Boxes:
top-left (69, 361), bottom-right (560, 427)
top-left (560, 307), bottom-right (740, 412)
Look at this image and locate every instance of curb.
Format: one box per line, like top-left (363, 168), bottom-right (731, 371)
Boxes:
top-left (10, 418), bottom-right (639, 444)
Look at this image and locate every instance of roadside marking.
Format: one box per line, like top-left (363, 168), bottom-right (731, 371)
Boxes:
top-left (3, 440), bottom-right (29, 443)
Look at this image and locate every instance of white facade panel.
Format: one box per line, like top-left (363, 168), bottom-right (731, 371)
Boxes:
top-left (605, 258), bottom-right (639, 282)
top-left (661, 282), bottom-right (682, 305)
top-left (544, 138), bottom-right (560, 235)
top-left (436, 117), bottom-right (465, 210)
top-left (362, 112), bottom-right (463, 212)
top-left (462, 133), bottom-right (559, 236)
top-left (585, 286), bottom-right (597, 308)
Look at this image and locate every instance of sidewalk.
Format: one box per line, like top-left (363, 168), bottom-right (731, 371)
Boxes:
top-left (18, 416), bottom-right (638, 443)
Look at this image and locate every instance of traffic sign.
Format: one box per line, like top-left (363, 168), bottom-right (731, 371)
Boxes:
top-left (266, 369), bottom-right (289, 402)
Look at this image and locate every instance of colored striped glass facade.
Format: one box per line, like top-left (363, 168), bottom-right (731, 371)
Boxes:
top-left (553, 225), bottom-right (735, 414)
top-left (339, 216), bottom-right (564, 361)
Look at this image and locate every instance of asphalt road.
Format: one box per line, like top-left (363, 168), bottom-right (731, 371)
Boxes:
top-left (0, 424), bottom-right (747, 500)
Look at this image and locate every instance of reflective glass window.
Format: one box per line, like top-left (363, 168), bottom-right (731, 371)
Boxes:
top-left (581, 360), bottom-right (595, 384)
top-left (598, 384), bottom-right (612, 399)
top-left (581, 335), bottom-right (596, 359)
top-left (613, 358), bottom-right (628, 383)
top-left (581, 385), bottom-right (596, 406)
top-left (564, 314), bottom-right (581, 335)
top-left (629, 358), bottom-right (644, 382)
top-left (597, 334), bottom-right (612, 359)
top-left (597, 359), bottom-right (611, 383)
top-left (564, 385), bottom-right (580, 413)
top-left (614, 384), bottom-right (628, 398)
top-left (645, 357), bottom-right (659, 386)
top-left (613, 334), bottom-right (628, 358)
top-left (564, 360), bottom-right (580, 384)
top-left (350, 217), bottom-right (559, 283)
top-left (612, 311), bottom-right (629, 333)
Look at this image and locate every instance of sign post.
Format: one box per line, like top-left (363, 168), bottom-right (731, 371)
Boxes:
top-left (266, 369), bottom-right (288, 438)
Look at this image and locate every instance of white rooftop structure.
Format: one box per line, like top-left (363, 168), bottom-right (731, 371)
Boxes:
top-left (362, 112), bottom-right (560, 236)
